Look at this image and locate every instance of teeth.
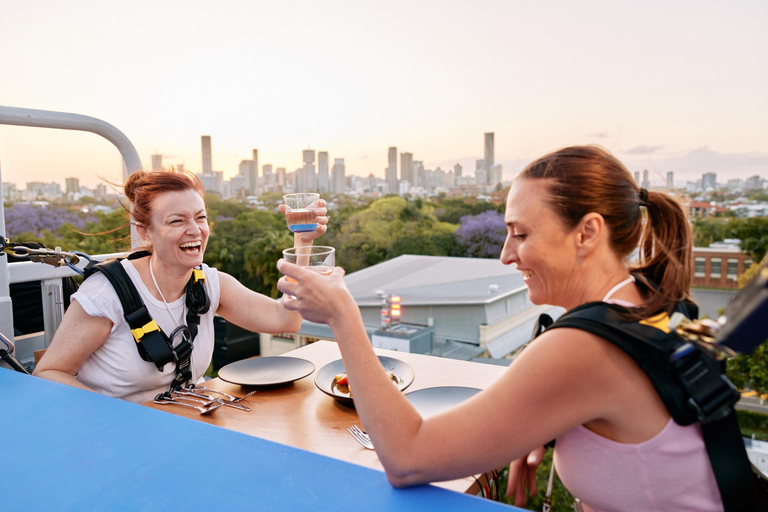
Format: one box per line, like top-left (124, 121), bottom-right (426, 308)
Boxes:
top-left (520, 270), bottom-right (534, 278)
top-left (180, 242), bottom-right (200, 248)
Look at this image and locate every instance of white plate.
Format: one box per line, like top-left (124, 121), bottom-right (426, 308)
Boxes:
top-left (218, 356), bottom-right (315, 386)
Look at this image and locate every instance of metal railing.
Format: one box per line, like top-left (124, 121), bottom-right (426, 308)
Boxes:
top-left (0, 106), bottom-right (143, 366)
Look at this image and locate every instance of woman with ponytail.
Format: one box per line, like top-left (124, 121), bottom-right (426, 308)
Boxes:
top-left (278, 146), bottom-right (724, 511)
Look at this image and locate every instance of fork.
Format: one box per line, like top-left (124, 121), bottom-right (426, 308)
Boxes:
top-left (348, 425), bottom-right (374, 450)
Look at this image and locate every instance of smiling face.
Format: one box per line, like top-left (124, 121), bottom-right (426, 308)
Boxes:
top-left (137, 189), bottom-right (209, 272)
top-left (500, 178), bottom-right (579, 307)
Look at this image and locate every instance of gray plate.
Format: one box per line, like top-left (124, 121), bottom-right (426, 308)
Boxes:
top-left (405, 386), bottom-right (481, 418)
top-left (218, 356), bottom-right (315, 386)
top-left (314, 356), bottom-right (415, 406)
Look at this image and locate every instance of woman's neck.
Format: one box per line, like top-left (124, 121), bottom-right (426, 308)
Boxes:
top-left (143, 257), bottom-right (191, 302)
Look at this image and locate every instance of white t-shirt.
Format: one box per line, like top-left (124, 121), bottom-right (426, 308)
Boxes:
top-left (72, 259), bottom-right (221, 404)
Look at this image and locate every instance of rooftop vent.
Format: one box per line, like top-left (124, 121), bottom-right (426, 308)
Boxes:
top-left (488, 284), bottom-right (499, 294)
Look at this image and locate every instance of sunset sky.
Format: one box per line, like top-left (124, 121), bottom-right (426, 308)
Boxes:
top-left (1, 0), bottom-right (766, 189)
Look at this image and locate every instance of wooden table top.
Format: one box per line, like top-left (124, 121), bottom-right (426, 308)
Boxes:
top-left (143, 340), bottom-right (509, 494)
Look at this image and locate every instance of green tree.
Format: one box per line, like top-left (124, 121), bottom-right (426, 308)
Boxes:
top-left (691, 217), bottom-right (727, 248)
top-left (725, 217), bottom-right (768, 261)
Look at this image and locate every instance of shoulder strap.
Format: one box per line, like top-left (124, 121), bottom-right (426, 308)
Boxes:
top-left (84, 258), bottom-right (174, 371)
top-left (547, 302), bottom-right (762, 512)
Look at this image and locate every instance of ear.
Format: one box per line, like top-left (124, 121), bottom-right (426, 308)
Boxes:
top-left (135, 222), bottom-right (149, 243)
top-left (575, 212), bottom-right (604, 256)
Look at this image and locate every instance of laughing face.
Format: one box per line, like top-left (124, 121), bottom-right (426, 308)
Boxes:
top-left (500, 178), bottom-right (580, 307)
top-left (138, 189), bottom-right (209, 273)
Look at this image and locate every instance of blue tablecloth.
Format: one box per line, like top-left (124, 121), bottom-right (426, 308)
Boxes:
top-left (0, 369), bottom-right (517, 511)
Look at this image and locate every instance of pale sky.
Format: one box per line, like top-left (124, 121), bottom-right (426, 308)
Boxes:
top-left (0, 0), bottom-right (766, 189)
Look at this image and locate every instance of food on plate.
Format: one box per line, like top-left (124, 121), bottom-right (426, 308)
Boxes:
top-left (332, 371), bottom-right (399, 397)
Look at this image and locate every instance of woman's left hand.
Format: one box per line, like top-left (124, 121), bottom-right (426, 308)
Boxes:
top-left (278, 199), bottom-right (329, 245)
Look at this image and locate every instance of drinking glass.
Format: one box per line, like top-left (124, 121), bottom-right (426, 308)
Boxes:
top-left (283, 193), bottom-right (321, 233)
top-left (282, 246), bottom-right (335, 283)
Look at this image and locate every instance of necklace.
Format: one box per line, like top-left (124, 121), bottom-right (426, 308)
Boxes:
top-left (601, 275), bottom-right (636, 302)
top-left (149, 259), bottom-right (183, 326)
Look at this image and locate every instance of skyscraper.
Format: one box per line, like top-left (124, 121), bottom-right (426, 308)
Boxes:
top-left (151, 154), bottom-right (163, 172)
top-left (484, 132), bottom-right (494, 184)
top-left (400, 152), bottom-right (413, 185)
top-left (301, 149), bottom-right (316, 192)
top-left (318, 151), bottom-right (329, 193)
top-left (65, 177), bottom-right (79, 195)
top-left (201, 136), bottom-right (212, 175)
top-left (702, 173), bottom-right (717, 191)
top-left (386, 147), bottom-right (398, 193)
top-left (250, 149), bottom-right (259, 194)
top-left (642, 169), bottom-right (650, 189)
top-left (454, 163), bottom-right (462, 178)
top-left (332, 158), bottom-right (345, 194)
top-left (666, 172), bottom-right (674, 189)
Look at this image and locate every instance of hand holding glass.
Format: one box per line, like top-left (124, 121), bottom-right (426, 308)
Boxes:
top-left (283, 193), bottom-right (321, 233)
top-left (282, 246), bottom-right (335, 284)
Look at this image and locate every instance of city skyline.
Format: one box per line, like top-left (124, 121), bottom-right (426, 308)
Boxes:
top-left (0, 1), bottom-right (766, 189)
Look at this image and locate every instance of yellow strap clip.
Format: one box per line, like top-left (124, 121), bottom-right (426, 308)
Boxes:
top-left (132, 319), bottom-right (160, 343)
top-left (193, 268), bottom-right (205, 283)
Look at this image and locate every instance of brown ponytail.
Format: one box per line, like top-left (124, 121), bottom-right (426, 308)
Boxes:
top-left (519, 145), bottom-right (692, 317)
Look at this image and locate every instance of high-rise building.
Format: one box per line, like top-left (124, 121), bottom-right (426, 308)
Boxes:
top-left (201, 136), bottom-right (212, 175)
top-left (318, 152), bottom-right (329, 193)
top-left (400, 152), bottom-right (413, 185)
top-left (301, 149), bottom-right (316, 192)
top-left (702, 173), bottom-right (717, 191)
top-left (490, 164), bottom-right (503, 184)
top-left (65, 177), bottom-right (79, 195)
top-left (666, 172), bottom-right (674, 189)
top-left (633, 171), bottom-right (640, 185)
top-left (484, 132), bottom-right (494, 173)
top-left (745, 175), bottom-right (763, 190)
top-left (476, 159), bottom-right (487, 185)
top-left (454, 163), bottom-right (462, 178)
top-left (276, 167), bottom-right (286, 187)
top-left (332, 158), bottom-right (345, 193)
top-left (262, 164), bottom-right (274, 186)
top-left (151, 154), bottom-right (163, 172)
top-left (250, 149), bottom-right (259, 194)
top-left (413, 161), bottom-right (425, 187)
top-left (642, 169), bottom-right (650, 189)
top-left (386, 147), bottom-right (398, 193)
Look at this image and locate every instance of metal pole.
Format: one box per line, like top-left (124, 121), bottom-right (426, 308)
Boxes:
top-left (0, 106), bottom-right (144, 344)
top-left (0, 106), bottom-right (142, 179)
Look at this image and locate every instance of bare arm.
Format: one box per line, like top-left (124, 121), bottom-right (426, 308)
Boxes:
top-left (32, 301), bottom-right (113, 393)
top-left (215, 272), bottom-right (303, 334)
top-left (277, 260), bottom-right (663, 488)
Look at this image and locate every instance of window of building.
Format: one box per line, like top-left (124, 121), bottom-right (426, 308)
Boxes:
top-left (710, 257), bottom-right (722, 278)
top-left (695, 257), bottom-right (706, 278)
top-left (727, 258), bottom-right (739, 279)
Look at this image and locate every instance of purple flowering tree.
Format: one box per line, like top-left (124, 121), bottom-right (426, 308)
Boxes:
top-left (4, 204), bottom-right (91, 239)
top-left (455, 210), bottom-right (507, 259)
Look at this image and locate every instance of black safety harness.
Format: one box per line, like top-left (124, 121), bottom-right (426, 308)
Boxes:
top-left (533, 302), bottom-right (768, 512)
top-left (83, 251), bottom-right (210, 392)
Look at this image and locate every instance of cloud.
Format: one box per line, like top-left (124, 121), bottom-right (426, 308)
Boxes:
top-left (586, 131), bottom-right (610, 139)
top-left (625, 145), bottom-right (664, 155)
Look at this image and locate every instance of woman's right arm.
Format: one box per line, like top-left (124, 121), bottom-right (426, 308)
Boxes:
top-left (32, 301), bottom-right (113, 393)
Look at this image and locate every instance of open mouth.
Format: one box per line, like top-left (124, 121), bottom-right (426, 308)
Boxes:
top-left (180, 241), bottom-right (202, 254)
top-left (520, 269), bottom-right (535, 280)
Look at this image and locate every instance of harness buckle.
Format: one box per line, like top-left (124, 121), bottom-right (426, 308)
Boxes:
top-left (670, 343), bottom-right (740, 424)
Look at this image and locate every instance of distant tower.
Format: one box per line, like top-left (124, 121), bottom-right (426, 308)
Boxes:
top-left (318, 152), bottom-right (329, 193)
top-left (201, 136), bottom-right (212, 175)
top-left (151, 154), bottom-right (163, 172)
top-left (250, 149), bottom-right (259, 194)
top-left (484, 132), bottom-right (494, 184)
top-left (642, 169), bottom-right (650, 189)
top-left (276, 167), bottom-right (286, 187)
top-left (332, 158), bottom-right (346, 193)
top-left (666, 172), bottom-right (674, 189)
top-left (702, 172), bottom-right (717, 191)
top-left (454, 163), bottom-right (462, 178)
top-left (633, 171), bottom-right (640, 185)
top-left (65, 177), bottom-right (80, 195)
top-left (400, 152), bottom-right (413, 185)
top-left (386, 147), bottom-right (398, 193)
top-left (301, 149), bottom-right (316, 192)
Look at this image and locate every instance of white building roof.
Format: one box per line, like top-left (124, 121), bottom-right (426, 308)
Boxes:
top-left (346, 255), bottom-right (526, 306)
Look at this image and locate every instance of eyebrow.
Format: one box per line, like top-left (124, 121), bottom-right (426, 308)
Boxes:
top-left (167, 209), bottom-right (207, 218)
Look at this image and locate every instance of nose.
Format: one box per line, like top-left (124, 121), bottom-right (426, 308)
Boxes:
top-left (500, 235), bottom-right (517, 266)
top-left (185, 219), bottom-right (201, 235)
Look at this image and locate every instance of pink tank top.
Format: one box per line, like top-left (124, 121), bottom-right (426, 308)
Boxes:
top-left (554, 419), bottom-right (723, 511)
top-left (552, 286), bottom-right (724, 511)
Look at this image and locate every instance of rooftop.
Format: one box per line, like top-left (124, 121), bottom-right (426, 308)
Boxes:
top-left (346, 255), bottom-right (526, 307)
